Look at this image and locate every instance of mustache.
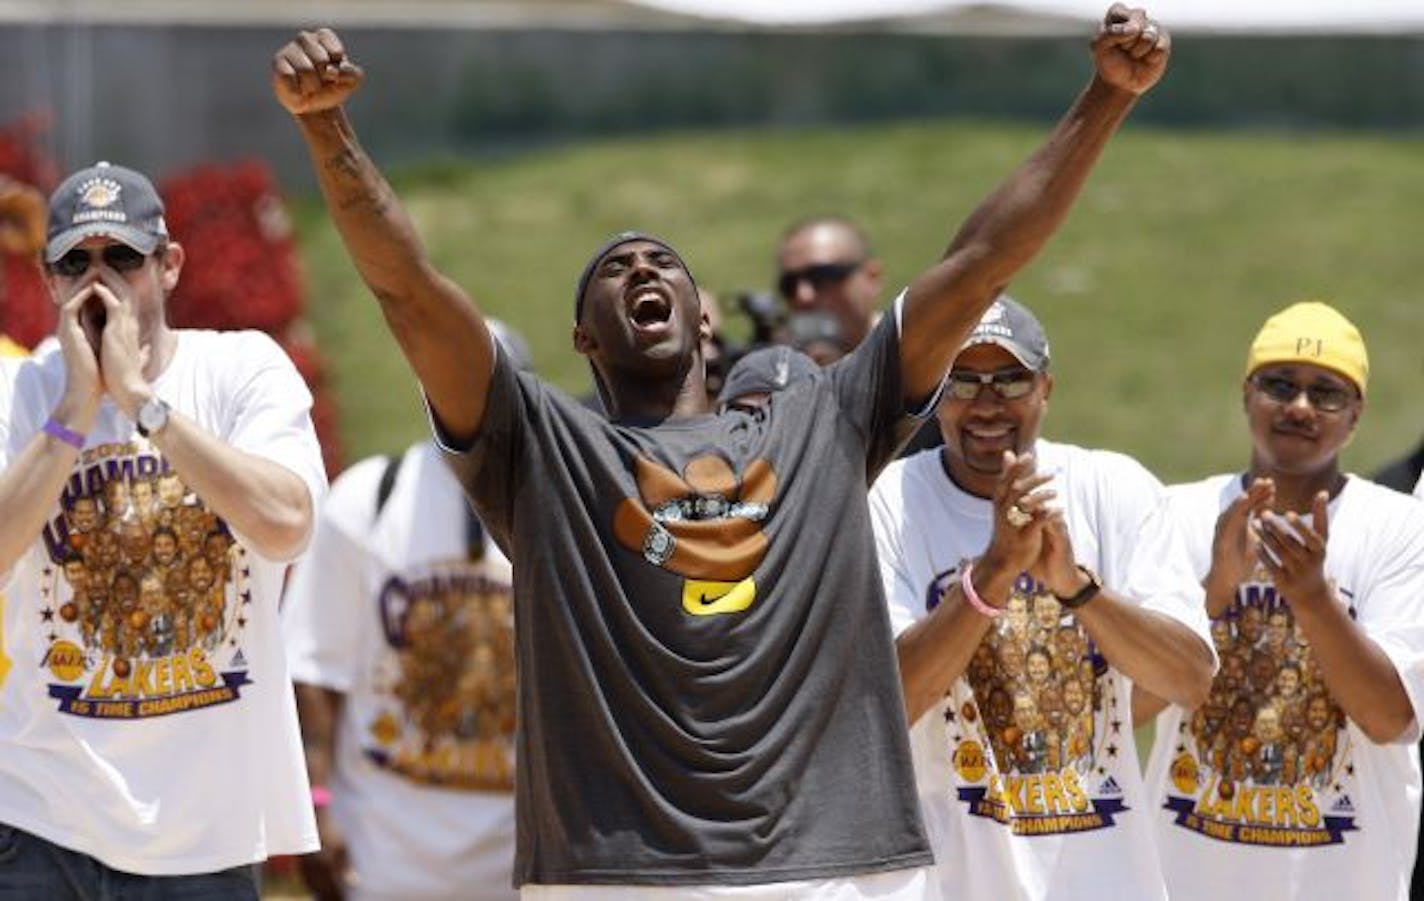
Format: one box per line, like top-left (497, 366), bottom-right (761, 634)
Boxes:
top-left (1270, 419), bottom-right (1316, 438)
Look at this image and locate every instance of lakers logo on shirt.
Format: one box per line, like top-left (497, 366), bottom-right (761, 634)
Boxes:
top-left (1162, 577), bottom-right (1356, 847)
top-left (366, 566), bottom-right (516, 791)
top-left (612, 453), bottom-right (777, 615)
top-left (38, 443), bottom-right (252, 719)
top-left (931, 565), bottom-right (1129, 836)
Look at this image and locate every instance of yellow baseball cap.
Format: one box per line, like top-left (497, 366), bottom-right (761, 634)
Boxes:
top-left (1245, 301), bottom-right (1368, 396)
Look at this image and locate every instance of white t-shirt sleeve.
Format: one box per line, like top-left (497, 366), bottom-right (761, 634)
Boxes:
top-left (0, 357), bottom-right (13, 470)
top-left (1097, 452), bottom-right (1215, 667)
top-left (1351, 495), bottom-right (1424, 744)
top-left (0, 359), bottom-right (14, 590)
top-left (220, 332), bottom-right (329, 556)
top-left (282, 455), bottom-right (387, 692)
top-left (870, 461), bottom-right (922, 637)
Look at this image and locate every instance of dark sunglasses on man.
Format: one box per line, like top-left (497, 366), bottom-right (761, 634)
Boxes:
top-left (1251, 372), bottom-right (1354, 413)
top-left (777, 260), bottom-right (862, 301)
top-left (946, 366), bottom-right (1037, 401)
top-left (49, 244), bottom-right (152, 278)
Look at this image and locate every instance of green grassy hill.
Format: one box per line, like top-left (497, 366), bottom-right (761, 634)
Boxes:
top-left (293, 120), bottom-right (1424, 483)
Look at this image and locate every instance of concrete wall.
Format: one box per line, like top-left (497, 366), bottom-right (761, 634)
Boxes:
top-left (4, 23), bottom-right (1422, 188)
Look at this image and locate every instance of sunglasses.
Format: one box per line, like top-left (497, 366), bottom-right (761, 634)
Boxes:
top-left (50, 244), bottom-right (151, 278)
top-left (777, 261), bottom-right (862, 300)
top-left (946, 367), bottom-right (1037, 401)
top-left (1251, 373), bottom-right (1355, 413)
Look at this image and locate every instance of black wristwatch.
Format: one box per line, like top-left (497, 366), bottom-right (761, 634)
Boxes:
top-left (1054, 564), bottom-right (1101, 609)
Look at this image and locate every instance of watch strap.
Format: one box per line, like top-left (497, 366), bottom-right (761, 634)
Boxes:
top-left (1054, 564), bottom-right (1101, 609)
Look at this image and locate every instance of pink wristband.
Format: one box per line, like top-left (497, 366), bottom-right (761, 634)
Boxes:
top-left (310, 785), bottom-right (332, 808)
top-left (960, 563), bottom-right (1001, 619)
top-left (42, 417), bottom-right (85, 450)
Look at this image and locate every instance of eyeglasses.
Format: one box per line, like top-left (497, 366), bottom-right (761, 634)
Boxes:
top-left (777, 261), bottom-right (862, 300)
top-left (946, 367), bottom-right (1037, 401)
top-left (1251, 373), bottom-right (1355, 413)
top-left (50, 244), bottom-right (151, 278)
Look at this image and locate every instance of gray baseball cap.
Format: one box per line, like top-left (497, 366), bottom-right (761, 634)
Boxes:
top-left (719, 344), bottom-right (819, 404)
top-left (45, 161), bottom-right (169, 263)
top-left (961, 295), bottom-right (1050, 371)
top-left (487, 317), bottom-right (534, 372)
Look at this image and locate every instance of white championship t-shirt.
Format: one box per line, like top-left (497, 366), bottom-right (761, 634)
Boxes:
top-left (0, 330), bottom-right (326, 875)
top-left (284, 442), bottom-right (519, 901)
top-left (870, 439), bottom-right (1210, 901)
top-left (1143, 474), bottom-right (1424, 900)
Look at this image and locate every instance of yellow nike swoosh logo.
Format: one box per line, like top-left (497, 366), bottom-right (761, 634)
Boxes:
top-left (682, 578), bottom-right (757, 616)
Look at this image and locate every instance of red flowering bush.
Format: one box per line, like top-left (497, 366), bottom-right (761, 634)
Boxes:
top-left (0, 253), bottom-right (53, 347)
top-left (161, 161), bottom-right (304, 332)
top-left (0, 111), bottom-right (59, 190)
top-left (0, 111), bottom-right (58, 348)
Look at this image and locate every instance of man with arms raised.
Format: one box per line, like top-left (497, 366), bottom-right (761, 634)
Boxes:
top-left (272, 7), bottom-right (1170, 896)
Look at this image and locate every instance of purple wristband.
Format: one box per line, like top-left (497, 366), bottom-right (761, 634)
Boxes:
top-left (42, 417), bottom-right (86, 450)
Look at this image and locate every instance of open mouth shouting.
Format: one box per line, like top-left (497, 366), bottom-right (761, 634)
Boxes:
top-left (626, 283), bottom-right (674, 339)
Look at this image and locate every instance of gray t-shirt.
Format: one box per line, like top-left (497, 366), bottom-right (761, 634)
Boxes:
top-left (443, 313), bottom-right (933, 886)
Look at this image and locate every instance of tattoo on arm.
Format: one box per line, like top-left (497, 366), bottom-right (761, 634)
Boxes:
top-left (323, 147), bottom-right (390, 215)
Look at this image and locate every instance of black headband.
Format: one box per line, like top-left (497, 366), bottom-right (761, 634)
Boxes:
top-left (573, 231), bottom-right (693, 322)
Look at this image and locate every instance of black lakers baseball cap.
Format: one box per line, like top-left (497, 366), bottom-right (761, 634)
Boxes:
top-left (961, 295), bottom-right (1050, 371)
top-left (45, 161), bottom-right (169, 263)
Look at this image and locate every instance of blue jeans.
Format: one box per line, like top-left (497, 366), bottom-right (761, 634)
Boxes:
top-left (0, 822), bottom-right (259, 900)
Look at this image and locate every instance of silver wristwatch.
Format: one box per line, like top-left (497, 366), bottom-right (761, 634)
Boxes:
top-left (136, 396), bottom-right (171, 438)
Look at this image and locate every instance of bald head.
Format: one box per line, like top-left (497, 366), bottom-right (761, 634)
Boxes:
top-left (776, 216), bottom-right (882, 347)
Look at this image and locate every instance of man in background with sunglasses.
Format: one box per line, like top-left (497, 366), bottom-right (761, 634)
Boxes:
top-left (775, 215), bottom-right (882, 357)
top-left (776, 215), bottom-right (943, 454)
top-left (0, 161), bottom-right (327, 897)
top-left (869, 295), bottom-right (1214, 900)
top-left (1135, 301), bottom-right (1424, 900)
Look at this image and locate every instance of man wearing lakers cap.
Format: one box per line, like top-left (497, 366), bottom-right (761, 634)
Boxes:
top-left (869, 295), bottom-right (1213, 900)
top-left (1137, 301), bottom-right (1424, 899)
top-left (0, 161), bottom-right (326, 895)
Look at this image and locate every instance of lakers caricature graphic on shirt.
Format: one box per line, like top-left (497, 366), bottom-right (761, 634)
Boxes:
top-left (365, 563), bottom-right (516, 791)
top-left (944, 569), bottom-right (1129, 835)
top-left (0, 330), bottom-right (328, 874)
top-left (1157, 567), bottom-right (1353, 848)
top-left (872, 440), bottom-right (1210, 900)
top-left (40, 441), bottom-right (252, 720)
top-left (1144, 474), bottom-right (1424, 900)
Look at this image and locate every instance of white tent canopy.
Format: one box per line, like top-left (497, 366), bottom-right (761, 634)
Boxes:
top-left (1, 1), bottom-right (1419, 31)
top-left (635, 0), bottom-right (1424, 32)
